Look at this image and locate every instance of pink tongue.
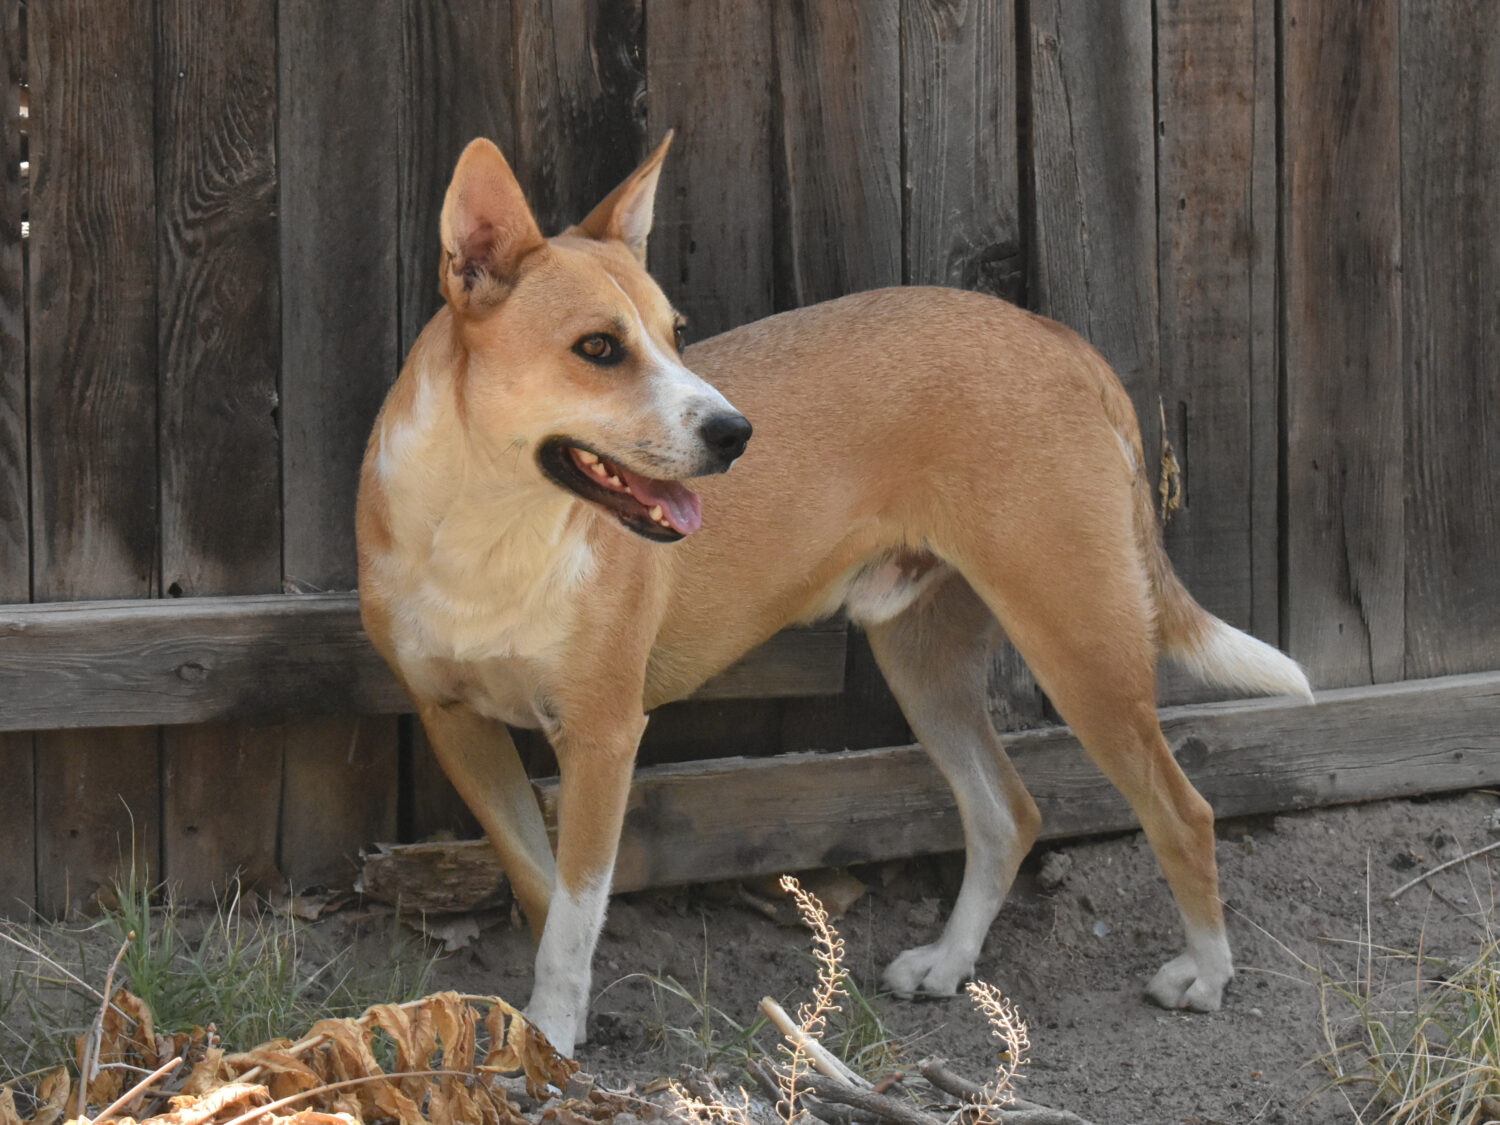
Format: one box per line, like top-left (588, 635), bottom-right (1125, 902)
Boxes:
top-left (617, 466), bottom-right (703, 534)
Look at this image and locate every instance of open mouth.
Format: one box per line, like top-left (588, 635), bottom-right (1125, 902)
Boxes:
top-left (537, 437), bottom-right (703, 543)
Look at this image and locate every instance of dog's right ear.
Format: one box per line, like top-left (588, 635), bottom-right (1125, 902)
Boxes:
top-left (439, 138), bottom-right (544, 311)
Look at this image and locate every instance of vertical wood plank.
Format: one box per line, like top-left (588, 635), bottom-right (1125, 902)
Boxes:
top-left (0, 0), bottom-right (33, 917)
top-left (162, 722), bottom-right (283, 892)
top-left (279, 716), bottom-right (398, 887)
top-left (771, 0), bottom-right (902, 307)
top-left (397, 0), bottom-right (515, 358)
top-left (278, 0), bottom-right (401, 887)
top-left (772, 0), bottom-right (906, 751)
top-left (279, 0), bottom-right (400, 591)
top-left (511, 0), bottom-right (646, 235)
top-left (1154, 0), bottom-right (1278, 640)
top-left (28, 1), bottom-right (157, 597)
top-left (1282, 0), bottom-right (1404, 688)
top-left (902, 0), bottom-right (1020, 300)
top-left (28, 0), bottom-right (159, 916)
top-left (1026, 0), bottom-right (1158, 428)
top-left (645, 0), bottom-right (774, 338)
top-left (0, 0), bottom-right (24, 601)
top-left (1400, 0), bottom-right (1500, 679)
top-left (157, 0), bottom-right (284, 900)
top-left (0, 733), bottom-right (34, 915)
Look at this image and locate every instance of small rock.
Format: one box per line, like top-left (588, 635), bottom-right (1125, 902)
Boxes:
top-left (1485, 809), bottom-right (1500, 837)
top-left (1038, 851), bottom-right (1074, 892)
top-left (1240, 835), bottom-right (1256, 855)
top-left (1249, 1006), bottom-right (1265, 1018)
top-left (1092, 919), bottom-right (1110, 938)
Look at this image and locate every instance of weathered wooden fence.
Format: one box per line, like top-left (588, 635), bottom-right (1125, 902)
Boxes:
top-left (1, 0), bottom-right (1496, 917)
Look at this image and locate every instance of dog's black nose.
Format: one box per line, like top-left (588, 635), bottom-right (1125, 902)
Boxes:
top-left (699, 411), bottom-right (753, 462)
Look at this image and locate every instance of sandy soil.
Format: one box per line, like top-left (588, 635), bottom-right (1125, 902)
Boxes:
top-left (370, 791), bottom-right (1500, 1125)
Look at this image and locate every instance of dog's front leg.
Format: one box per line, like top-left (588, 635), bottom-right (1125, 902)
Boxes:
top-left (525, 703), bottom-right (647, 1057)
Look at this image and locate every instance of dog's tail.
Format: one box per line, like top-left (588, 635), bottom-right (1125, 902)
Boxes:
top-left (1111, 391), bottom-right (1314, 703)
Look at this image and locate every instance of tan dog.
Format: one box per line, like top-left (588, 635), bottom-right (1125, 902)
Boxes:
top-left (356, 135), bottom-right (1313, 1055)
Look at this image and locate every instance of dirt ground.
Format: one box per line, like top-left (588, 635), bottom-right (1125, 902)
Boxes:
top-left (343, 790), bottom-right (1500, 1125)
top-left (6, 792), bottom-right (1495, 1125)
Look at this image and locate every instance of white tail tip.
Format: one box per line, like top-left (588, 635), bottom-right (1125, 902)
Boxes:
top-left (1169, 618), bottom-right (1314, 702)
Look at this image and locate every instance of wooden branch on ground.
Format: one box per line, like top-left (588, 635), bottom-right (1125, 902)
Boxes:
top-left (0, 594), bottom-right (847, 731)
top-left (1385, 838), bottom-right (1500, 901)
top-left (357, 669), bottom-right (1500, 905)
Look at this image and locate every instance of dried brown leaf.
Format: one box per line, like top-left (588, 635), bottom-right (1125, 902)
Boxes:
top-left (31, 1070), bottom-right (72, 1125)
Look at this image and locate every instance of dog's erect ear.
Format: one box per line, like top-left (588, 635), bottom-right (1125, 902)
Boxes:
top-left (440, 138), bottom-right (544, 309)
top-left (571, 131), bottom-right (674, 265)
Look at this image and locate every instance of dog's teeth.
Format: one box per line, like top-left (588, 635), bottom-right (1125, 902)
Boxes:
top-left (590, 462), bottom-right (608, 477)
top-left (577, 450), bottom-right (599, 465)
top-left (607, 475), bottom-right (623, 488)
top-left (649, 505), bottom-right (664, 521)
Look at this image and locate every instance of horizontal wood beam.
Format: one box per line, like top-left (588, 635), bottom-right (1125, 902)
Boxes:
top-left (0, 594), bottom-right (848, 731)
top-left (358, 670), bottom-right (1500, 907)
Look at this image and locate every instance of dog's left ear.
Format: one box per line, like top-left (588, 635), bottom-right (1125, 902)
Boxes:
top-left (572, 131), bottom-right (674, 264)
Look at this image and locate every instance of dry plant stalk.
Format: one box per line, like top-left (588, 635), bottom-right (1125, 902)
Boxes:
top-left (776, 875), bottom-right (848, 1123)
top-left (964, 982), bottom-right (1031, 1119)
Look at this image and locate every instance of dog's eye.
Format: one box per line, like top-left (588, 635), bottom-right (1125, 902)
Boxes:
top-left (574, 334), bottom-right (623, 365)
top-left (673, 323), bottom-right (687, 353)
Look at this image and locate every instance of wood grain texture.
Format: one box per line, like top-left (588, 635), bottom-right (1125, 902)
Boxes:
top-left (1281, 0), bottom-right (1404, 688)
top-left (0, 0), bottom-right (24, 602)
top-left (370, 670), bottom-right (1500, 895)
top-left (510, 0), bottom-right (646, 235)
top-left (1026, 0), bottom-right (1158, 428)
top-left (0, 0), bottom-right (31, 918)
top-left (397, 0), bottom-right (515, 357)
top-left (157, 0), bottom-right (280, 598)
top-left (35, 727), bottom-right (159, 917)
top-left (278, 0), bottom-right (400, 590)
top-left (1154, 0), bottom-right (1277, 640)
top-left (771, 0), bottom-right (902, 307)
top-left (156, 0), bottom-right (283, 902)
top-left (901, 0), bottom-right (1020, 299)
top-left (28, 0), bottom-right (160, 917)
top-left (645, 0), bottom-right (775, 338)
top-left (0, 595), bottom-right (848, 730)
top-left (163, 721), bottom-right (283, 896)
top-left (28, 0), bottom-right (156, 598)
top-left (0, 732), bottom-right (34, 916)
top-left (279, 716), bottom-right (397, 889)
top-left (1400, 0), bottom-right (1500, 679)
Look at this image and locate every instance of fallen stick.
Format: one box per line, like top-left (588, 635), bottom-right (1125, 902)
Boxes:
top-left (758, 996), bottom-right (869, 1089)
top-left (90, 1057), bottom-right (183, 1124)
top-left (917, 1057), bottom-right (1081, 1121)
top-left (1386, 839), bottom-right (1500, 901)
top-left (78, 931), bottom-right (135, 1120)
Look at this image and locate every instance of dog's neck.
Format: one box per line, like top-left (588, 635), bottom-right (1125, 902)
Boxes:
top-left (369, 328), bottom-right (599, 665)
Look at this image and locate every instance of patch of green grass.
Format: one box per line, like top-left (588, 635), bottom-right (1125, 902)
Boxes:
top-left (1, 866), bottom-right (441, 1089)
top-left (823, 970), bottom-right (903, 1079)
top-left (637, 966), bottom-right (768, 1070)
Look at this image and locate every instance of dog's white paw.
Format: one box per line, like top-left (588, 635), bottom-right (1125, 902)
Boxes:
top-left (1145, 951), bottom-right (1231, 1012)
top-left (882, 943), bottom-right (973, 997)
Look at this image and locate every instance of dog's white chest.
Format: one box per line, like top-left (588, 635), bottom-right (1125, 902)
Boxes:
top-left (376, 493), bottom-right (596, 722)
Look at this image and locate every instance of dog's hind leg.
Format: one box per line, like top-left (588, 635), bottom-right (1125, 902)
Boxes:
top-left (961, 550), bottom-right (1233, 1011)
top-left (864, 574), bottom-right (1042, 997)
top-left (417, 702), bottom-right (557, 936)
